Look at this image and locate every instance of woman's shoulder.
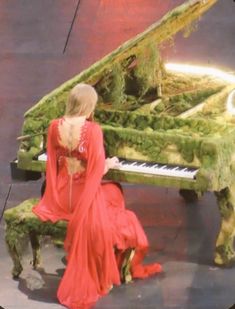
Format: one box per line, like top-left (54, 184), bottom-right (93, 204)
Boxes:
top-left (87, 121), bottom-right (102, 132)
top-left (86, 121), bottom-right (103, 140)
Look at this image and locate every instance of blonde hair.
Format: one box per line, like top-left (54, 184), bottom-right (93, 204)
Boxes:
top-left (65, 83), bottom-right (98, 117)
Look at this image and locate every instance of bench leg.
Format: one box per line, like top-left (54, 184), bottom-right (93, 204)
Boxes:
top-left (29, 231), bottom-right (41, 269)
top-left (5, 227), bottom-right (23, 279)
top-left (214, 185), bottom-right (235, 266)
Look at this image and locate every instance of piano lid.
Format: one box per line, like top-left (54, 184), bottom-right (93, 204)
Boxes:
top-left (24, 0), bottom-right (217, 118)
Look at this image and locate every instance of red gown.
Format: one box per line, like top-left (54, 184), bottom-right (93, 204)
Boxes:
top-left (33, 118), bottom-right (162, 309)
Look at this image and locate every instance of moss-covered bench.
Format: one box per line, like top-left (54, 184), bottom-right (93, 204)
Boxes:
top-left (3, 198), bottom-right (67, 278)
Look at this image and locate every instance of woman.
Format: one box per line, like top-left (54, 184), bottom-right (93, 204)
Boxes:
top-left (33, 83), bottom-right (162, 309)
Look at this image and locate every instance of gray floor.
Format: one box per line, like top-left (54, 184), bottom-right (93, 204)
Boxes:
top-left (1, 1), bottom-right (235, 308)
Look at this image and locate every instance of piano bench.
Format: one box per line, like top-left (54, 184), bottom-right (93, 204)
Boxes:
top-left (3, 198), bottom-right (67, 278)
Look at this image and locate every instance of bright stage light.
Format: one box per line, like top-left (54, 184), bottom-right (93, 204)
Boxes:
top-left (226, 89), bottom-right (235, 116)
top-left (165, 63), bottom-right (235, 84)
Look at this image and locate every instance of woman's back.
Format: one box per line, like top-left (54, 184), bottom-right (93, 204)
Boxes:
top-left (48, 117), bottom-right (100, 213)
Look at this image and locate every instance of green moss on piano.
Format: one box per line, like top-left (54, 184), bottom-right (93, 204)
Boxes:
top-left (18, 103), bottom-right (235, 193)
top-left (4, 198), bottom-right (67, 278)
top-left (96, 109), bottom-right (233, 138)
top-left (18, 66), bottom-right (227, 157)
top-left (214, 185), bottom-right (235, 267)
top-left (17, 0), bottom-right (218, 155)
top-left (94, 42), bottom-right (164, 110)
top-left (128, 43), bottom-right (162, 98)
top-left (15, 0), bottom-right (234, 192)
top-left (193, 84), bottom-right (235, 121)
top-left (99, 112), bottom-right (235, 191)
top-left (161, 72), bottom-right (225, 96)
top-left (95, 62), bottom-right (126, 106)
top-left (94, 58), bottom-right (224, 115)
top-left (153, 86), bottom-right (223, 116)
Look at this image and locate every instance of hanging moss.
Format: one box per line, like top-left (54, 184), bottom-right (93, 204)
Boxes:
top-left (127, 43), bottom-right (160, 98)
top-left (95, 43), bottom-right (163, 110)
top-left (95, 63), bottom-right (126, 106)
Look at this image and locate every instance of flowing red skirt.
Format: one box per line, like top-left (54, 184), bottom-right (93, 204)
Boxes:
top-left (35, 180), bottom-right (162, 309)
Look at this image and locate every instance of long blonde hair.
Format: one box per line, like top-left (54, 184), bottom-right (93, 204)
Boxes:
top-left (65, 83), bottom-right (98, 117)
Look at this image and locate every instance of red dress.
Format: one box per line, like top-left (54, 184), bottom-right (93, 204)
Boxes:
top-left (33, 118), bottom-right (162, 309)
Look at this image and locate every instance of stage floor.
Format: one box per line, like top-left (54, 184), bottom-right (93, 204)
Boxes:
top-left (0, 1), bottom-right (235, 308)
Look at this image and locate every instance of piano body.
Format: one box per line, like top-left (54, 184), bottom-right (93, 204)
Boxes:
top-left (15, 0), bottom-right (235, 266)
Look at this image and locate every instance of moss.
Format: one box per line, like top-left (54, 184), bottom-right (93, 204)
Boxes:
top-left (195, 85), bottom-right (235, 121)
top-left (95, 63), bottom-right (126, 106)
top-left (18, 101), bottom-right (235, 192)
top-left (95, 43), bottom-right (163, 111)
top-left (4, 198), bottom-right (67, 256)
top-left (96, 109), bottom-right (232, 138)
top-left (19, 0), bottom-right (217, 127)
top-left (215, 188), bottom-right (233, 218)
top-left (128, 43), bottom-right (160, 98)
top-left (4, 198), bottom-right (68, 277)
top-left (18, 68), bottom-right (226, 156)
top-left (153, 87), bottom-right (223, 116)
top-left (214, 185), bottom-right (235, 266)
top-left (95, 109), bottom-right (235, 191)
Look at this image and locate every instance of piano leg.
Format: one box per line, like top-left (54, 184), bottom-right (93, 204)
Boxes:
top-left (5, 226), bottom-right (24, 279)
top-left (215, 185), bottom-right (235, 267)
top-left (29, 231), bottom-right (41, 270)
top-left (179, 189), bottom-right (199, 202)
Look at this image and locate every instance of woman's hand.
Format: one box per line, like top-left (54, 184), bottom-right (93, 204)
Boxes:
top-left (104, 157), bottom-right (119, 174)
top-left (106, 157), bottom-right (119, 169)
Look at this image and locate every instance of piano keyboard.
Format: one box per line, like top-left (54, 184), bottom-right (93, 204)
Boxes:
top-left (117, 159), bottom-right (198, 179)
top-left (37, 153), bottom-right (198, 180)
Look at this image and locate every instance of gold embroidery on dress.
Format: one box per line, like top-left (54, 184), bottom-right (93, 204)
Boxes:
top-left (66, 157), bottom-right (86, 175)
top-left (57, 117), bottom-right (86, 210)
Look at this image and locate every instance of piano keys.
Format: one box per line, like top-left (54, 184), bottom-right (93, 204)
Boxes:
top-left (37, 153), bottom-right (198, 180)
top-left (117, 159), bottom-right (198, 180)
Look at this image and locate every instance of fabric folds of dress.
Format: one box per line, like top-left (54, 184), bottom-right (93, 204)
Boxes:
top-left (33, 119), bottom-right (162, 309)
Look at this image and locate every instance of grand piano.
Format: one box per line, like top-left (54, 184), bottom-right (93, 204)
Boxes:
top-left (14, 0), bottom-right (235, 267)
